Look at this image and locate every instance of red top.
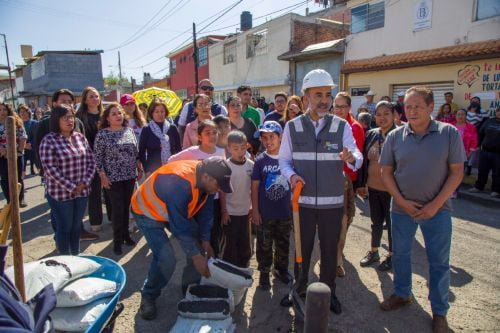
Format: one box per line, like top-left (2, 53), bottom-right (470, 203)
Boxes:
top-left (344, 114), bottom-right (365, 183)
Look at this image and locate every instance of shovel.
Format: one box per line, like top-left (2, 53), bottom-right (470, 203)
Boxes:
top-left (280, 181), bottom-right (306, 320)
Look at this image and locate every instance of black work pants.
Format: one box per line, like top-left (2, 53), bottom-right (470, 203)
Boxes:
top-left (0, 156), bottom-right (24, 203)
top-left (368, 188), bottom-right (392, 251)
top-left (88, 173), bottom-right (112, 226)
top-left (295, 207), bottom-right (343, 293)
top-left (475, 150), bottom-right (500, 192)
top-left (222, 214), bottom-right (251, 268)
top-left (105, 178), bottom-right (135, 244)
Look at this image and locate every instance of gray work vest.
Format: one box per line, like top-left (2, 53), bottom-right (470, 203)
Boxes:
top-left (289, 113), bottom-right (346, 209)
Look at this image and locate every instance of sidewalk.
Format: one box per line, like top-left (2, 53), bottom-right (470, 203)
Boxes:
top-left (457, 174), bottom-right (500, 206)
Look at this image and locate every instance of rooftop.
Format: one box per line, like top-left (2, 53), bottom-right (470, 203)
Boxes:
top-left (342, 39), bottom-right (500, 73)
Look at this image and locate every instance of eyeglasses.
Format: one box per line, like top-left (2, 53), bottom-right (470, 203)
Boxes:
top-left (200, 86), bottom-right (214, 91)
top-left (334, 105), bottom-right (349, 110)
top-left (62, 115), bottom-right (75, 121)
top-left (197, 103), bottom-right (213, 108)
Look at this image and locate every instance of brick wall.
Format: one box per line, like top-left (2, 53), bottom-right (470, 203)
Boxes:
top-left (291, 20), bottom-right (349, 51)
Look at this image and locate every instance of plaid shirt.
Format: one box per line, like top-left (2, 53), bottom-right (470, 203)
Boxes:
top-left (39, 132), bottom-right (96, 201)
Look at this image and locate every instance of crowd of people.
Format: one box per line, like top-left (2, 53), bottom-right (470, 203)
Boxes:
top-left (0, 68), bottom-right (499, 333)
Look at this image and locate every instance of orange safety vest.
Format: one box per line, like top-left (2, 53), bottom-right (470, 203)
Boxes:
top-left (131, 160), bottom-right (208, 222)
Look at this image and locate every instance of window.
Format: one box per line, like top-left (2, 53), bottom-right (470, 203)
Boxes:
top-left (475, 0), bottom-right (500, 20)
top-left (170, 59), bottom-right (176, 75)
top-left (246, 29), bottom-right (268, 58)
top-left (198, 46), bottom-right (208, 66)
top-left (252, 88), bottom-right (261, 99)
top-left (351, 2), bottom-right (385, 33)
top-left (224, 41), bottom-right (237, 64)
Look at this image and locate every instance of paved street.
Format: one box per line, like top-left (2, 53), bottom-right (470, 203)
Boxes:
top-left (3, 174), bottom-right (500, 333)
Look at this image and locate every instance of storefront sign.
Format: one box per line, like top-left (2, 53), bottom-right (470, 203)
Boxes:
top-left (461, 61), bottom-right (500, 114)
top-left (457, 65), bottom-right (480, 88)
top-left (413, 0), bottom-right (432, 31)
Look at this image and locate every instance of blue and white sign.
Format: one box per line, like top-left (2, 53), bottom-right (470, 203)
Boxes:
top-left (413, 0), bottom-right (432, 31)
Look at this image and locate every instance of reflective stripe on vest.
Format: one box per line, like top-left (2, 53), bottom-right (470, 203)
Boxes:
top-left (292, 152), bottom-right (341, 161)
top-left (298, 195), bottom-right (344, 206)
top-left (131, 160), bottom-right (207, 222)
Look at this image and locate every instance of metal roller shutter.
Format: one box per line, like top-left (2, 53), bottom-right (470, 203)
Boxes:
top-left (392, 82), bottom-right (454, 117)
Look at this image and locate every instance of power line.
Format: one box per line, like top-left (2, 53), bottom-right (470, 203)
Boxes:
top-left (124, 0), bottom-right (245, 68)
top-left (105, 0), bottom-right (177, 52)
top-left (203, 0), bottom-right (308, 33)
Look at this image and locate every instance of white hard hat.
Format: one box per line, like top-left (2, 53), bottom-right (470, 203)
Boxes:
top-left (366, 90), bottom-right (376, 96)
top-left (302, 69), bottom-right (337, 92)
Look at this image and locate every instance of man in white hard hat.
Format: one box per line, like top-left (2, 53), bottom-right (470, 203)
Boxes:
top-left (279, 69), bottom-right (363, 314)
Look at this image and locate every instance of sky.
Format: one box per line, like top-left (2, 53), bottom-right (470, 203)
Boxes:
top-left (0, 0), bottom-right (327, 83)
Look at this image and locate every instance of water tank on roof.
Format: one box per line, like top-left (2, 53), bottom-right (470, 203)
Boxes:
top-left (241, 11), bottom-right (252, 31)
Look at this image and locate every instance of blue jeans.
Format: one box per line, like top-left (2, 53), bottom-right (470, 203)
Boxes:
top-left (134, 213), bottom-right (200, 301)
top-left (391, 210), bottom-right (452, 316)
top-left (46, 194), bottom-right (88, 255)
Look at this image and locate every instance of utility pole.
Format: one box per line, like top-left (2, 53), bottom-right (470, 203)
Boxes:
top-left (192, 22), bottom-right (199, 94)
top-left (0, 34), bottom-right (16, 108)
top-left (131, 76), bottom-right (135, 92)
top-left (118, 51), bottom-right (123, 96)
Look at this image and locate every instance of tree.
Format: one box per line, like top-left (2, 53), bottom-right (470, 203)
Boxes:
top-left (104, 71), bottom-right (130, 87)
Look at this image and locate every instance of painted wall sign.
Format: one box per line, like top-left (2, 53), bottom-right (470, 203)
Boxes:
top-left (457, 65), bottom-right (480, 88)
top-left (413, 0), bottom-right (432, 31)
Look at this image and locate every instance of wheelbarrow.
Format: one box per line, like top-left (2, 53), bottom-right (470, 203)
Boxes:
top-left (83, 256), bottom-right (126, 333)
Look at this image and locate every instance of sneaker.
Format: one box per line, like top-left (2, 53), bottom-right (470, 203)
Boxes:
top-left (123, 237), bottom-right (136, 246)
top-left (432, 315), bottom-right (449, 333)
top-left (336, 265), bottom-right (346, 277)
top-left (80, 230), bottom-right (99, 241)
top-left (378, 256), bottom-right (392, 271)
top-left (330, 294), bottom-right (342, 314)
top-left (380, 294), bottom-right (412, 311)
top-left (360, 251), bottom-right (380, 267)
top-left (259, 272), bottom-right (270, 290)
top-left (468, 187), bottom-right (481, 193)
top-left (490, 191), bottom-right (500, 198)
top-left (19, 200), bottom-right (27, 208)
top-left (272, 269), bottom-right (290, 284)
top-left (90, 225), bottom-right (102, 232)
top-left (113, 242), bottom-right (122, 255)
top-left (140, 297), bottom-right (157, 320)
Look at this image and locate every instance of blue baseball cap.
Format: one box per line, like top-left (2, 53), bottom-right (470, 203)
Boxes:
top-left (258, 121), bottom-right (283, 135)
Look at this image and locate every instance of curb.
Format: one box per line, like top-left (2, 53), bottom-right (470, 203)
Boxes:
top-left (457, 186), bottom-right (500, 206)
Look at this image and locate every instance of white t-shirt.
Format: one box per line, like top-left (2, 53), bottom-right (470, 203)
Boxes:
top-left (225, 159), bottom-right (254, 216)
top-left (168, 145), bottom-right (226, 163)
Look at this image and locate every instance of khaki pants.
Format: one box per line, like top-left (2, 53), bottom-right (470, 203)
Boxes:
top-left (337, 178), bottom-right (355, 266)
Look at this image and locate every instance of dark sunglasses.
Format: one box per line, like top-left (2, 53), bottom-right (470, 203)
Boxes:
top-left (200, 86), bottom-right (214, 91)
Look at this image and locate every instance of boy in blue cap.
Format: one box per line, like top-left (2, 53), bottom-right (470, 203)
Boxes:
top-left (251, 121), bottom-right (292, 289)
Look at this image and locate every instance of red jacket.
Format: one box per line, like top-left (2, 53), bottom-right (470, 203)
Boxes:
top-left (344, 114), bottom-right (365, 183)
top-left (453, 122), bottom-right (478, 158)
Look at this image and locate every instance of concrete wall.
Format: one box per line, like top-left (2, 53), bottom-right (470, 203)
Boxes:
top-left (295, 56), bottom-right (343, 94)
top-left (346, 58), bottom-right (500, 114)
top-left (209, 14), bottom-right (293, 101)
top-left (345, 0), bottom-right (500, 61)
top-left (23, 53), bottom-right (104, 95)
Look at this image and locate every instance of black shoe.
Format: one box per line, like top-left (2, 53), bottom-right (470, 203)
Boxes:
top-left (360, 251), bottom-right (380, 267)
top-left (273, 269), bottom-right (290, 284)
top-left (20, 200), bottom-right (27, 208)
top-left (113, 242), bottom-right (122, 255)
top-left (330, 294), bottom-right (342, 314)
top-left (140, 297), bottom-right (157, 320)
top-left (259, 272), bottom-right (270, 290)
top-left (378, 256), bottom-right (392, 271)
top-left (123, 237), bottom-right (136, 246)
